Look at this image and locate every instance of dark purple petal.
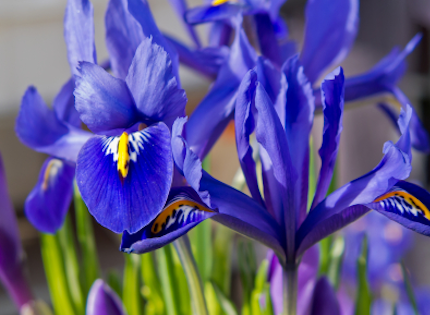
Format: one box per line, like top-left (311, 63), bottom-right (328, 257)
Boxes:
top-left (164, 35), bottom-right (229, 79)
top-left (105, 0), bottom-right (144, 80)
top-left (16, 86), bottom-right (91, 162)
top-left (125, 37), bottom-right (187, 127)
top-left (76, 123), bottom-right (173, 234)
top-left (254, 80), bottom-right (295, 259)
top-left (296, 107), bottom-right (413, 256)
top-left (367, 181), bottom-right (430, 237)
top-left (0, 154), bottom-right (33, 308)
top-left (25, 158), bottom-right (75, 234)
top-left (74, 62), bottom-right (138, 135)
top-left (121, 187), bottom-right (216, 253)
top-left (127, 0), bottom-right (180, 85)
top-left (254, 13), bottom-right (281, 66)
top-left (64, 0), bottom-right (97, 76)
top-left (167, 0), bottom-right (201, 48)
top-left (208, 22), bottom-right (233, 47)
top-left (186, 16), bottom-right (258, 158)
top-left (311, 68), bottom-right (345, 209)
top-left (53, 78), bottom-right (81, 128)
top-left (310, 277), bottom-right (341, 315)
top-left (235, 70), bottom-right (265, 206)
top-left (282, 56), bottom-right (315, 225)
top-left (300, 0), bottom-right (359, 84)
top-left (185, 3), bottom-right (245, 25)
top-left (87, 280), bottom-right (126, 315)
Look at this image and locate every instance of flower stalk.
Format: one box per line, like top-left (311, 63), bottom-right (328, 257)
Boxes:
top-left (283, 264), bottom-right (298, 315)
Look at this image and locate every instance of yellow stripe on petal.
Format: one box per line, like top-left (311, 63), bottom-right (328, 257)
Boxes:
top-left (375, 190), bottom-right (430, 220)
top-left (151, 199), bottom-right (213, 234)
top-left (212, 0), bottom-right (230, 6)
top-left (42, 159), bottom-right (62, 191)
top-left (117, 132), bottom-right (130, 181)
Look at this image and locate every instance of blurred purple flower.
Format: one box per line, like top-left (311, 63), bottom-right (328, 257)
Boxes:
top-left (86, 280), bottom-right (126, 315)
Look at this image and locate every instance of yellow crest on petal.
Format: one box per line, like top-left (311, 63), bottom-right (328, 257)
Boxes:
top-left (117, 132), bottom-right (130, 181)
top-left (212, 0), bottom-right (230, 6)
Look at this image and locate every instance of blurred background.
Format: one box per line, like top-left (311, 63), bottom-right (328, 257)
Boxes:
top-left (0, 0), bottom-right (430, 313)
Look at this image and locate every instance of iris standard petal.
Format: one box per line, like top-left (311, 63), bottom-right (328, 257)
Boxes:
top-left (254, 13), bottom-right (281, 66)
top-left (311, 68), bottom-right (345, 209)
top-left (52, 78), bottom-right (81, 128)
top-left (185, 3), bottom-right (245, 25)
top-left (208, 21), bottom-right (233, 47)
top-left (25, 158), bottom-right (75, 234)
top-left (87, 280), bottom-right (126, 315)
top-left (367, 181), bottom-right (430, 236)
top-left (105, 0), bottom-right (144, 80)
top-left (16, 86), bottom-right (91, 162)
top-left (186, 16), bottom-right (258, 158)
top-left (74, 62), bottom-right (138, 135)
top-left (282, 56), bottom-right (315, 224)
top-left (120, 187), bottom-right (216, 253)
top-left (254, 80), bottom-right (295, 258)
top-left (300, 0), bottom-right (359, 84)
top-left (164, 35), bottom-right (229, 79)
top-left (76, 122), bottom-right (173, 234)
top-left (64, 0), bottom-right (97, 76)
top-left (235, 70), bottom-right (265, 206)
top-left (296, 107), bottom-right (413, 256)
top-left (127, 0), bottom-right (180, 84)
top-left (167, 0), bottom-right (201, 48)
top-left (309, 277), bottom-right (341, 315)
top-left (125, 37), bottom-right (187, 128)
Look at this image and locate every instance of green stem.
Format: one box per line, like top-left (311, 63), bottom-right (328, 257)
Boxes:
top-left (174, 236), bottom-right (209, 315)
top-left (282, 265), bottom-right (297, 315)
top-left (123, 255), bottom-right (142, 315)
top-left (74, 184), bottom-right (100, 295)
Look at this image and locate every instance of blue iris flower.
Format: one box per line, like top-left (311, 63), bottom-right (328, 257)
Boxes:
top-left (180, 0), bottom-right (429, 160)
top-left (86, 280), bottom-right (126, 315)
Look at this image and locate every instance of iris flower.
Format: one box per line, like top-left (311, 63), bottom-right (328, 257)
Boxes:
top-left (0, 153), bottom-right (34, 311)
top-left (121, 59), bottom-right (430, 314)
top-left (86, 280), bottom-right (126, 315)
top-left (182, 0), bottom-right (429, 160)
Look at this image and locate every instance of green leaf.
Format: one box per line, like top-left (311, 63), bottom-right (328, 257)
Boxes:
top-left (211, 282), bottom-right (238, 315)
top-left (189, 219), bottom-right (213, 283)
top-left (156, 245), bottom-right (182, 315)
top-left (250, 259), bottom-right (271, 315)
top-left (174, 236), bottom-right (208, 315)
top-left (318, 235), bottom-right (333, 276)
top-left (74, 183), bottom-right (100, 296)
top-left (57, 215), bottom-right (84, 314)
top-left (212, 224), bottom-right (234, 296)
top-left (123, 254), bottom-right (142, 315)
top-left (141, 253), bottom-right (165, 315)
top-left (107, 269), bottom-right (123, 299)
top-left (327, 235), bottom-right (345, 290)
top-left (307, 136), bottom-right (317, 211)
top-left (401, 263), bottom-right (419, 315)
top-left (354, 236), bottom-right (372, 315)
top-left (238, 240), bottom-right (257, 314)
top-left (41, 233), bottom-right (75, 315)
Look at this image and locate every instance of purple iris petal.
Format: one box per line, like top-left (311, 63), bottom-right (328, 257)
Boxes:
top-left (282, 56), bottom-right (315, 225)
top-left (74, 62), bottom-right (138, 136)
top-left (121, 187), bottom-right (216, 253)
top-left (309, 277), bottom-right (341, 315)
top-left (186, 16), bottom-right (258, 158)
top-left (87, 280), bottom-right (126, 315)
top-left (127, 0), bottom-right (180, 85)
top-left (105, 0), bottom-right (144, 80)
top-left (312, 68), bottom-right (345, 209)
top-left (167, 0), bottom-right (201, 48)
top-left (16, 86), bottom-right (91, 162)
top-left (300, 0), bottom-right (359, 84)
top-left (296, 106), bottom-right (413, 256)
top-left (253, 78), bottom-right (295, 258)
top-left (125, 37), bottom-right (187, 128)
top-left (235, 70), bottom-right (265, 206)
top-left (185, 3), bottom-right (246, 25)
top-left (25, 158), bottom-right (75, 234)
top-left (164, 35), bottom-right (229, 79)
top-left (64, 0), bottom-right (97, 76)
top-left (53, 78), bottom-right (81, 128)
top-left (254, 13), bottom-right (281, 66)
top-left (208, 22), bottom-right (233, 47)
top-left (367, 181), bottom-right (430, 236)
top-left (76, 122), bottom-right (173, 234)
top-left (0, 154), bottom-right (33, 308)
